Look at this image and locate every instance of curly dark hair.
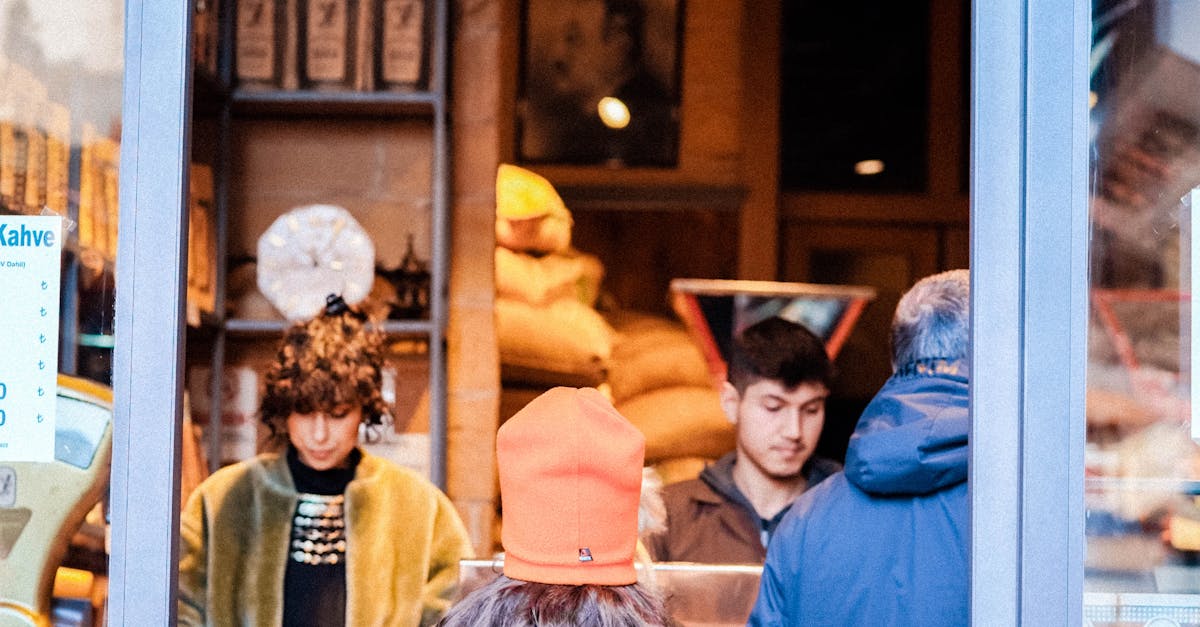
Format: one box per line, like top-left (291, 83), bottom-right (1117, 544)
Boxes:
top-left (259, 299), bottom-right (388, 442)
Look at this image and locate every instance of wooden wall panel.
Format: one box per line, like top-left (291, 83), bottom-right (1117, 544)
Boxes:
top-left (780, 222), bottom-right (941, 459)
top-left (943, 226), bottom-right (970, 270)
top-left (571, 209), bottom-right (740, 317)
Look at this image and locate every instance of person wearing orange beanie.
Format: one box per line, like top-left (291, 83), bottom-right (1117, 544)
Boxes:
top-left (438, 387), bottom-right (671, 626)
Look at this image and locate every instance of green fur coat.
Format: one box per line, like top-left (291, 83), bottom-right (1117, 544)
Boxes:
top-left (178, 450), bottom-right (473, 626)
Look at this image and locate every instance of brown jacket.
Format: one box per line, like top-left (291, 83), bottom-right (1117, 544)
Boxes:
top-left (643, 453), bottom-right (839, 564)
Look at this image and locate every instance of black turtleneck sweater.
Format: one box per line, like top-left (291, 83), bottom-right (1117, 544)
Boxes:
top-left (282, 446), bottom-right (361, 627)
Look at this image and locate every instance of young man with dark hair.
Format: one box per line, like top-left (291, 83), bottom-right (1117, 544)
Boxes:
top-left (643, 316), bottom-right (838, 564)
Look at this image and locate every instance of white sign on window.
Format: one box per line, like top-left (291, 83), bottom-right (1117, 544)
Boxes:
top-left (1192, 189), bottom-right (1200, 443)
top-left (0, 216), bottom-right (62, 462)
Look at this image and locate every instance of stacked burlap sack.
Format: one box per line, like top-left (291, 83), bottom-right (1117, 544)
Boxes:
top-left (603, 308), bottom-right (734, 484)
top-left (494, 164), bottom-right (612, 388)
top-left (494, 165), bottom-right (734, 484)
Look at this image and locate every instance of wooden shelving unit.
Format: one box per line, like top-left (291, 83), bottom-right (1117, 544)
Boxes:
top-left (190, 0), bottom-right (450, 488)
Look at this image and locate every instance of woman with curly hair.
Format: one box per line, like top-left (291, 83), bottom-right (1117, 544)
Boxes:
top-left (179, 295), bottom-right (472, 626)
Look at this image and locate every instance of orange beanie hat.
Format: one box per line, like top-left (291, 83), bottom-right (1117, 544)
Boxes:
top-left (497, 387), bottom-right (645, 586)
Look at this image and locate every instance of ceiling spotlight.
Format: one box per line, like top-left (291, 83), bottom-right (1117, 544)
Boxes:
top-left (854, 159), bottom-right (885, 176)
top-left (598, 97), bottom-right (631, 129)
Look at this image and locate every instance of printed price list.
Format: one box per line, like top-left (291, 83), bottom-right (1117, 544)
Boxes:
top-left (0, 215), bottom-right (61, 462)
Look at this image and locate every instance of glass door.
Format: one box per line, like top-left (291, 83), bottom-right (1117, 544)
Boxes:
top-left (1085, 2), bottom-right (1200, 624)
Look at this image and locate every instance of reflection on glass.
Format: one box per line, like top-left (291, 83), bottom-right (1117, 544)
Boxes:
top-left (1086, 1), bottom-right (1200, 622)
top-left (1, 379), bottom-right (113, 625)
top-left (668, 278), bottom-right (876, 385)
top-left (0, 4), bottom-right (121, 621)
top-left (0, 0), bottom-right (124, 384)
top-left (55, 393), bottom-right (110, 470)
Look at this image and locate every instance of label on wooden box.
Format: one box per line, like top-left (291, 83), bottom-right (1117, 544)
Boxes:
top-left (380, 0), bottom-right (423, 86)
top-left (237, 0), bottom-right (278, 81)
top-left (76, 124), bottom-right (96, 250)
top-left (22, 127), bottom-right (44, 213)
top-left (306, 0), bottom-right (350, 82)
top-left (188, 366), bottom-right (262, 465)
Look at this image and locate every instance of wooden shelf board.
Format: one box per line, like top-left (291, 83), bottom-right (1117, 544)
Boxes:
top-left (231, 90), bottom-right (440, 117)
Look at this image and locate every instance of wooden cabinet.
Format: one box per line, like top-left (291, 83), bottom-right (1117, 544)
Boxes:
top-left (781, 223), bottom-right (942, 398)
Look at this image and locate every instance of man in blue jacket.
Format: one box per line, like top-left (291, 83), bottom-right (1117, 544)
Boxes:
top-left (748, 269), bottom-right (969, 627)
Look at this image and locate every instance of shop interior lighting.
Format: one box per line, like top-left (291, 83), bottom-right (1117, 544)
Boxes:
top-left (597, 96), bottom-right (631, 129)
top-left (854, 159), bottom-right (885, 176)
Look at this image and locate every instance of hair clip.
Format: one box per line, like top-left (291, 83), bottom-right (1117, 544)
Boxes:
top-left (323, 293), bottom-right (368, 322)
top-left (324, 294), bottom-right (351, 316)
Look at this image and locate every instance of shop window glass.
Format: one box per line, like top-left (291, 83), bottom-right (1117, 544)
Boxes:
top-left (1086, 1), bottom-right (1200, 622)
top-left (0, 0), bottom-right (122, 622)
top-left (0, 0), bottom-right (124, 385)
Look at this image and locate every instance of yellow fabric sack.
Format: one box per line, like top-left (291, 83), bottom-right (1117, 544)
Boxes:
top-left (496, 163), bottom-right (567, 220)
top-left (495, 164), bottom-right (573, 254)
top-left (495, 214), bottom-right (573, 254)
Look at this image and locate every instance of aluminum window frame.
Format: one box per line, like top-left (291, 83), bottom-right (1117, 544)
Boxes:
top-left (970, 0), bottom-right (1090, 624)
top-left (109, 0), bottom-right (193, 622)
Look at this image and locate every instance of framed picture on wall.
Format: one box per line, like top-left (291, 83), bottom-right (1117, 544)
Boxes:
top-left (517, 0), bottom-right (684, 168)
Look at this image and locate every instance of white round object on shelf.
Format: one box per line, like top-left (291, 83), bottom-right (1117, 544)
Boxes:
top-left (256, 204), bottom-right (375, 321)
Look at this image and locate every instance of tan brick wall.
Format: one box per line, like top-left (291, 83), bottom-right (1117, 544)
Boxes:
top-left (228, 119), bottom-right (436, 268)
top-left (447, 0), bottom-right (503, 558)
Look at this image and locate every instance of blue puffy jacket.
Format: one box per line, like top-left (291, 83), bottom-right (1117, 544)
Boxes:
top-left (747, 359), bottom-right (969, 627)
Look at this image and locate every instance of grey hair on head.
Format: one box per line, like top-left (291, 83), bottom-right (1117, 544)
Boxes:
top-left (437, 574), bottom-right (671, 627)
top-left (890, 269), bottom-right (970, 370)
